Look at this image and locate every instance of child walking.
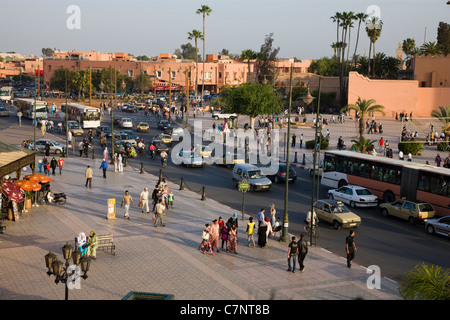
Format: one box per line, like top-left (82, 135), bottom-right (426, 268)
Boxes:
top-left (200, 224), bottom-right (214, 255)
top-left (168, 190), bottom-right (174, 208)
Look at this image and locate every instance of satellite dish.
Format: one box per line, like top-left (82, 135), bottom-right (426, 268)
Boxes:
top-left (172, 54), bottom-right (177, 59)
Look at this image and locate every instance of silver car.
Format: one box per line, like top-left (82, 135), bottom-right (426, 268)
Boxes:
top-left (31, 139), bottom-right (66, 154)
top-left (425, 216), bottom-right (450, 238)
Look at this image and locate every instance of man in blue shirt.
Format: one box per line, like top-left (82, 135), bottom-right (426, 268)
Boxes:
top-left (257, 208), bottom-right (265, 226)
top-left (99, 159), bottom-right (108, 178)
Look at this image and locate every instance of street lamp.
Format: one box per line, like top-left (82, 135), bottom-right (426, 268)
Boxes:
top-left (44, 242), bottom-right (91, 300)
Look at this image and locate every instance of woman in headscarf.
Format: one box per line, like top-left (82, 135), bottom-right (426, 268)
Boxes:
top-left (257, 218), bottom-right (268, 248)
top-left (227, 223), bottom-right (238, 254)
top-left (118, 153), bottom-right (124, 173)
top-left (210, 219), bottom-right (220, 253)
top-left (76, 232), bottom-right (87, 256)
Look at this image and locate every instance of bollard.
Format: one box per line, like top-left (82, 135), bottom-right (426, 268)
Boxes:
top-left (140, 162), bottom-right (144, 174)
top-left (179, 177), bottom-right (186, 191)
top-left (302, 153), bottom-right (306, 165)
top-left (294, 152), bottom-right (298, 163)
top-left (92, 148), bottom-right (95, 160)
top-left (123, 156), bottom-right (127, 167)
top-left (201, 186), bottom-right (206, 201)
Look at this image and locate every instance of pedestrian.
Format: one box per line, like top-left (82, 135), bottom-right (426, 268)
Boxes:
top-left (299, 133), bottom-right (303, 148)
top-left (99, 159), bottom-right (108, 178)
top-left (86, 231), bottom-right (98, 259)
top-left (435, 154), bottom-right (442, 167)
top-left (270, 204), bottom-right (276, 228)
top-left (257, 218), bottom-right (268, 248)
top-left (76, 232), bottom-right (88, 257)
top-left (210, 219), bottom-right (220, 253)
top-left (118, 154), bottom-right (124, 173)
top-left (221, 224), bottom-right (229, 250)
top-left (139, 187), bottom-right (150, 214)
top-left (407, 152), bottom-right (412, 162)
top-left (45, 142), bottom-right (50, 157)
top-left (227, 223), bottom-right (238, 254)
top-left (257, 208), bottom-right (265, 226)
top-left (385, 140), bottom-right (390, 156)
top-left (153, 199), bottom-right (165, 227)
top-left (121, 190), bottom-right (134, 220)
top-left (50, 157), bottom-right (58, 175)
top-left (114, 153), bottom-right (118, 172)
top-left (398, 150), bottom-right (404, 161)
top-left (346, 230), bottom-right (357, 268)
top-left (83, 140), bottom-right (89, 158)
top-left (200, 224), bottom-right (214, 255)
top-left (68, 130), bottom-right (72, 146)
top-left (291, 133), bottom-right (296, 148)
top-left (41, 123), bottom-right (46, 138)
top-left (42, 156), bottom-right (49, 175)
top-left (265, 217), bottom-right (273, 242)
top-left (57, 156), bottom-right (64, 175)
top-left (103, 147), bottom-right (109, 162)
top-left (287, 236), bottom-right (298, 273)
top-left (168, 190), bottom-right (174, 208)
top-left (444, 154), bottom-right (450, 168)
top-left (297, 233), bottom-right (308, 272)
top-left (245, 217), bottom-right (256, 248)
top-left (378, 137), bottom-right (384, 153)
top-left (17, 110), bottom-right (22, 126)
top-left (78, 141), bottom-right (84, 157)
top-left (85, 165), bottom-right (93, 188)
top-left (38, 159), bottom-right (43, 173)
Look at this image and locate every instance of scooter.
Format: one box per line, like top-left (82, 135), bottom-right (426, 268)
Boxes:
top-left (46, 192), bottom-right (67, 205)
top-left (161, 157), bottom-right (167, 168)
top-left (0, 219), bottom-right (6, 234)
top-left (337, 142), bottom-right (346, 150)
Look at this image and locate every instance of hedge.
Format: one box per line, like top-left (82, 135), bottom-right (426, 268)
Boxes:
top-left (305, 136), bottom-right (329, 150)
top-left (397, 141), bottom-right (424, 155)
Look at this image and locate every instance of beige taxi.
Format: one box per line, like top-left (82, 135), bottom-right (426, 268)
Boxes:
top-left (314, 199), bottom-right (362, 230)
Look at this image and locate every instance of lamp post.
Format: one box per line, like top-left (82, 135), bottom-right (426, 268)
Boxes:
top-left (280, 65), bottom-right (294, 242)
top-left (65, 69), bottom-right (69, 158)
top-left (44, 242), bottom-right (91, 300)
top-left (303, 78), bottom-right (320, 246)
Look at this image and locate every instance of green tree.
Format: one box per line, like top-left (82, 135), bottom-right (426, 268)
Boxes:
top-left (399, 263), bottom-right (450, 300)
top-left (341, 97), bottom-right (385, 144)
top-left (421, 41), bottom-right (444, 56)
top-left (180, 43), bottom-right (199, 60)
top-left (49, 67), bottom-right (76, 92)
top-left (308, 56), bottom-right (340, 77)
top-left (402, 38), bottom-right (416, 69)
top-left (352, 12), bottom-right (369, 66)
top-left (41, 48), bottom-right (54, 57)
top-left (437, 22), bottom-right (450, 56)
top-left (196, 4), bottom-right (212, 100)
top-left (73, 70), bottom-right (90, 100)
top-left (351, 137), bottom-right (377, 153)
top-left (222, 82), bottom-right (283, 128)
top-left (240, 49), bottom-right (257, 74)
top-left (134, 72), bottom-right (152, 93)
top-left (330, 12), bottom-right (343, 62)
top-left (256, 33), bottom-right (280, 84)
top-left (188, 29), bottom-right (204, 96)
top-left (366, 16), bottom-right (383, 77)
top-left (135, 55), bottom-right (150, 61)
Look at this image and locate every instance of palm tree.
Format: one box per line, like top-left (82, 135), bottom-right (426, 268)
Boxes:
top-left (366, 16), bottom-right (383, 77)
top-left (196, 4), bottom-right (212, 101)
top-left (188, 29), bottom-right (203, 99)
top-left (402, 38), bottom-right (416, 69)
top-left (399, 263), bottom-right (450, 300)
top-left (73, 70), bottom-right (88, 100)
top-left (330, 12), bottom-right (343, 62)
top-left (431, 105), bottom-right (450, 142)
top-left (342, 97), bottom-right (385, 143)
top-left (345, 11), bottom-right (356, 65)
top-left (421, 41), bottom-right (444, 56)
top-left (240, 49), bottom-right (257, 74)
top-left (352, 12), bottom-right (369, 66)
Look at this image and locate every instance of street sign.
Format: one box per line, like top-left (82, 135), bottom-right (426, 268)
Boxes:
top-left (239, 181), bottom-right (250, 192)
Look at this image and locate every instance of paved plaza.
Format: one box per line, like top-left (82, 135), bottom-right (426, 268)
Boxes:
top-left (0, 119), bottom-right (402, 301)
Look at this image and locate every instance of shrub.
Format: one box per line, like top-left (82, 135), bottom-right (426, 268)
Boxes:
top-left (351, 137), bottom-right (376, 153)
top-left (398, 141), bottom-right (424, 155)
top-left (437, 142), bottom-right (450, 152)
top-left (305, 136), bottom-right (329, 150)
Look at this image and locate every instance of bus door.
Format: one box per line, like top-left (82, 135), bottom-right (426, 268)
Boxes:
top-left (400, 167), bottom-right (418, 201)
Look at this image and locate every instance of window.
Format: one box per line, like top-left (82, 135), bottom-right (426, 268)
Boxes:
top-left (171, 71), bottom-right (176, 79)
top-left (156, 71), bottom-right (162, 78)
top-left (204, 72), bottom-right (212, 79)
top-left (127, 70), bottom-right (134, 78)
top-left (218, 72), bottom-right (222, 78)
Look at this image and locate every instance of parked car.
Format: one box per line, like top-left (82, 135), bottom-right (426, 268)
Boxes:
top-left (0, 107), bottom-right (10, 117)
top-left (65, 121), bottom-right (84, 136)
top-left (214, 152), bottom-right (244, 168)
top-left (121, 104), bottom-right (131, 112)
top-left (30, 139), bottom-right (66, 155)
top-left (119, 118), bottom-right (133, 129)
top-left (232, 164), bottom-right (272, 192)
top-left (425, 216), bottom-right (450, 238)
top-left (212, 112), bottom-right (238, 120)
top-left (124, 105), bottom-right (137, 113)
top-left (157, 120), bottom-right (171, 130)
top-left (136, 122), bottom-right (149, 133)
top-left (174, 150), bottom-right (205, 167)
top-left (327, 185), bottom-right (378, 208)
top-left (96, 126), bottom-right (112, 138)
top-left (314, 199), bottom-right (362, 230)
top-left (135, 103), bottom-right (146, 110)
top-left (260, 163), bottom-right (297, 184)
top-left (379, 200), bottom-right (435, 224)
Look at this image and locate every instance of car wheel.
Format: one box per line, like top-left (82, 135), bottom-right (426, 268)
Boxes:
top-left (383, 191), bottom-right (395, 203)
top-left (426, 224), bottom-right (435, 235)
top-left (333, 220), bottom-right (341, 230)
top-left (232, 179), bottom-right (238, 187)
top-left (338, 180), bottom-right (348, 188)
top-left (214, 116), bottom-right (219, 120)
top-left (350, 201), bottom-right (356, 208)
top-left (328, 193), bottom-right (334, 200)
top-left (408, 216), bottom-right (416, 225)
top-left (274, 176), bottom-right (280, 183)
top-left (382, 208), bottom-right (389, 217)
top-left (55, 149), bottom-right (61, 154)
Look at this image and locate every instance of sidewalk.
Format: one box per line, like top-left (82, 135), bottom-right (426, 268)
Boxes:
top-left (0, 148), bottom-right (401, 300)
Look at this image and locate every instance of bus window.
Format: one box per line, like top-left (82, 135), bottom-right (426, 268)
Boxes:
top-left (324, 157), bottom-right (335, 172)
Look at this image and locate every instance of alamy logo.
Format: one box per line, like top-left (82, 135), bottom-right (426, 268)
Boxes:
top-left (365, 5), bottom-right (381, 30)
top-left (366, 265), bottom-right (381, 290)
top-left (66, 5), bottom-right (81, 30)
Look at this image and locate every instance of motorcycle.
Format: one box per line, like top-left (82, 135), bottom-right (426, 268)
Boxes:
top-left (337, 142), bottom-right (346, 150)
top-left (46, 192), bottom-right (67, 205)
top-left (161, 157), bottom-right (167, 168)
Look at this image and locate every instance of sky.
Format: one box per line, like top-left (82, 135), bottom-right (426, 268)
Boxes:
top-left (1, 0), bottom-right (449, 60)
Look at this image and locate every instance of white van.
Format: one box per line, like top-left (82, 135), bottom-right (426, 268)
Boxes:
top-left (232, 164), bottom-right (272, 191)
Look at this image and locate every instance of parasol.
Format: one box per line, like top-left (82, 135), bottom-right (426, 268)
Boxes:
top-left (1, 181), bottom-right (24, 202)
top-left (23, 174), bottom-right (52, 183)
top-left (19, 180), bottom-right (41, 192)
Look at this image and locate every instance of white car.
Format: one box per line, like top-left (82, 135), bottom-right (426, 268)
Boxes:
top-left (119, 118), bottom-right (133, 129)
top-left (425, 216), bottom-right (450, 238)
top-left (175, 151), bottom-right (205, 168)
top-left (327, 185), bottom-right (378, 208)
top-left (212, 112), bottom-right (237, 120)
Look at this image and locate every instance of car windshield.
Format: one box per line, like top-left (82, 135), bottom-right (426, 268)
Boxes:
top-left (248, 170), bottom-right (264, 179)
top-left (70, 122), bottom-right (80, 128)
top-left (419, 203), bottom-right (434, 212)
top-left (331, 203), bottom-right (350, 213)
top-left (355, 189), bottom-right (372, 196)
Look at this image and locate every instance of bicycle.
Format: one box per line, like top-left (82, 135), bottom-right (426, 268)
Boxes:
top-left (303, 221), bottom-right (319, 238)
